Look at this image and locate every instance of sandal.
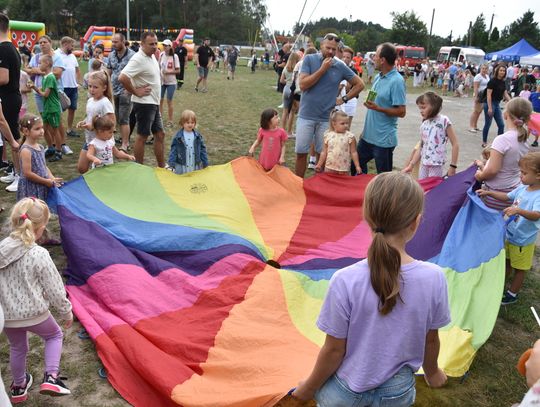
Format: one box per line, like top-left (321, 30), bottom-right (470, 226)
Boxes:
top-left (77, 328), bottom-right (91, 340)
top-left (145, 137), bottom-right (154, 145)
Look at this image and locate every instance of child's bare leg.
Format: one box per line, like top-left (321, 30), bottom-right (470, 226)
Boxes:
top-left (54, 127), bottom-right (63, 151)
top-left (509, 269), bottom-right (526, 294)
top-left (44, 124), bottom-right (54, 148)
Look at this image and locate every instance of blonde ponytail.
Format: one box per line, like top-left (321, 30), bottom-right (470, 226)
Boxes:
top-left (10, 198), bottom-right (50, 247)
top-left (505, 98), bottom-right (533, 143)
top-left (363, 172), bottom-right (424, 315)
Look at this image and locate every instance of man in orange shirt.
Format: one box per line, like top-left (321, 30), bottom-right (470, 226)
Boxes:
top-left (353, 52), bottom-right (363, 77)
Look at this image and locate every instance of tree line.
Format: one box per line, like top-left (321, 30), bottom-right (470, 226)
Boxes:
top-left (0, 0), bottom-right (267, 44)
top-left (293, 11), bottom-right (540, 57)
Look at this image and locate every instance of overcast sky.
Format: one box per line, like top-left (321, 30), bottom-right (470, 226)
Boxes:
top-left (264, 0), bottom-right (538, 40)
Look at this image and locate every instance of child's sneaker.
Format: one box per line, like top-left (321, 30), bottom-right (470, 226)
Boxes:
top-left (501, 291), bottom-right (518, 305)
top-left (39, 373), bottom-right (71, 396)
top-left (10, 372), bottom-right (33, 404)
top-left (531, 141), bottom-right (539, 147)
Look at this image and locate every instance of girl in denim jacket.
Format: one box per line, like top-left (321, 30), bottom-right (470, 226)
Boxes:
top-left (167, 110), bottom-right (209, 174)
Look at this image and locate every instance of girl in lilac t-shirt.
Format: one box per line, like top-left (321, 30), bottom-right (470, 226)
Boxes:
top-left (248, 108), bottom-right (287, 171)
top-left (475, 97), bottom-right (532, 210)
top-left (293, 172), bottom-right (450, 405)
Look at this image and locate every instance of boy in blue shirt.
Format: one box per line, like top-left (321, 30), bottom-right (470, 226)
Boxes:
top-left (477, 152), bottom-right (540, 304)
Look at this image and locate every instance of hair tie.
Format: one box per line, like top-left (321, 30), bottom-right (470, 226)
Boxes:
top-left (514, 119), bottom-right (524, 127)
top-left (20, 213), bottom-right (28, 221)
top-left (374, 227), bottom-right (385, 234)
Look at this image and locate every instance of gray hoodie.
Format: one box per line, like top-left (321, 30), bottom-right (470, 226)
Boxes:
top-left (0, 236), bottom-right (72, 328)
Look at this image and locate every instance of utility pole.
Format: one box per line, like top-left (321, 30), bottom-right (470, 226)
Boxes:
top-left (488, 11), bottom-right (495, 36)
top-left (126, 0), bottom-right (130, 41)
top-left (427, 8), bottom-right (435, 57)
top-left (468, 21), bottom-right (472, 46)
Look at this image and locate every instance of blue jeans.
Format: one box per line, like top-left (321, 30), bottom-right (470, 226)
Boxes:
top-left (357, 138), bottom-right (395, 174)
top-left (315, 367), bottom-right (416, 407)
top-left (482, 101), bottom-right (504, 143)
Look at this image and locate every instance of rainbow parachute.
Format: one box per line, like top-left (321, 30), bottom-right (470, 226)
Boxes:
top-left (48, 158), bottom-right (505, 406)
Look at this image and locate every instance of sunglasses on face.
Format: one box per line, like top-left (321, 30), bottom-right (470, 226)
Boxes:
top-left (324, 33), bottom-right (341, 43)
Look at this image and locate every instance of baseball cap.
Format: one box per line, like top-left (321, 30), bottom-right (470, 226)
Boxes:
top-left (163, 39), bottom-right (172, 46)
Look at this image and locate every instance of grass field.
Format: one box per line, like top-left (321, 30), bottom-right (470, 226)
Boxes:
top-left (0, 63), bottom-right (539, 406)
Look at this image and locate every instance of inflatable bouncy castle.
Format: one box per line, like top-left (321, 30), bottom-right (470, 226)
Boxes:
top-left (9, 20), bottom-right (46, 50)
top-left (83, 26), bottom-right (115, 54)
top-left (175, 28), bottom-right (194, 61)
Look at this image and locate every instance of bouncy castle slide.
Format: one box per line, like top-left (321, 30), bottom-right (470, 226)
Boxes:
top-left (83, 26), bottom-right (115, 54)
top-left (175, 28), bottom-right (194, 61)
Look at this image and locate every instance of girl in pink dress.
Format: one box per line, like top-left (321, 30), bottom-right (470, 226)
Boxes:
top-left (248, 108), bottom-right (288, 171)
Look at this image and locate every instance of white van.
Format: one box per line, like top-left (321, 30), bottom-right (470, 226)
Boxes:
top-left (437, 46), bottom-right (485, 67)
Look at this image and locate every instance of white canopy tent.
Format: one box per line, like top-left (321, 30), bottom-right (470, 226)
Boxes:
top-left (521, 52), bottom-right (540, 66)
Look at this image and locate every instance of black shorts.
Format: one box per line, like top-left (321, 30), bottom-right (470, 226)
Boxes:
top-left (132, 102), bottom-right (163, 137)
top-left (1, 94), bottom-right (22, 140)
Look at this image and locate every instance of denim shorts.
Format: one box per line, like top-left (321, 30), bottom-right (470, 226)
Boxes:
top-left (295, 117), bottom-right (328, 154)
top-left (315, 366), bottom-right (416, 407)
top-left (114, 92), bottom-right (132, 126)
top-left (63, 87), bottom-right (78, 110)
top-left (197, 66), bottom-right (209, 78)
top-left (132, 102), bottom-right (163, 137)
top-left (161, 84), bottom-right (176, 101)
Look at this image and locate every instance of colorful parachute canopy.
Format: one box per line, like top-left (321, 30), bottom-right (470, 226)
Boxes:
top-left (48, 158), bottom-right (505, 406)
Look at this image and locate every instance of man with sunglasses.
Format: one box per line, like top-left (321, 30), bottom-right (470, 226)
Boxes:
top-left (119, 31), bottom-right (165, 167)
top-left (356, 42), bottom-right (406, 174)
top-left (295, 33), bottom-right (364, 177)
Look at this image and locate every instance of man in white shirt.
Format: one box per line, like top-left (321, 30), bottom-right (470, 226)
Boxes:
top-left (119, 31), bottom-right (165, 167)
top-left (56, 37), bottom-right (80, 140)
top-left (506, 63), bottom-right (515, 94)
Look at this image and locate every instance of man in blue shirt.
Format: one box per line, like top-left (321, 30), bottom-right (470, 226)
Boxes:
top-left (357, 43), bottom-right (406, 174)
top-left (296, 33), bottom-right (364, 177)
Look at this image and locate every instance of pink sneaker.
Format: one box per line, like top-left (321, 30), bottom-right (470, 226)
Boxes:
top-left (39, 373), bottom-right (71, 396)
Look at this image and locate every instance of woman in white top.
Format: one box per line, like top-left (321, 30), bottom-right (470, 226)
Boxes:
top-left (469, 64), bottom-right (490, 133)
top-left (159, 39), bottom-right (180, 127)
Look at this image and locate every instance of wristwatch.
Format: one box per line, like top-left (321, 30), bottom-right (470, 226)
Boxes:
top-left (341, 95), bottom-right (349, 103)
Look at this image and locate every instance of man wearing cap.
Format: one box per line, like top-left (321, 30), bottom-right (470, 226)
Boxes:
top-left (294, 33), bottom-right (364, 177)
top-left (107, 32), bottom-right (135, 152)
top-left (174, 38), bottom-right (188, 89)
top-left (195, 38), bottom-right (215, 93)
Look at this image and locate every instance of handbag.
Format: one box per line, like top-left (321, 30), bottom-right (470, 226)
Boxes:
top-left (58, 90), bottom-right (71, 110)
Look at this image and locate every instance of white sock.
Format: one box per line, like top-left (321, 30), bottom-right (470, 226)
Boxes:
top-left (507, 290), bottom-right (517, 297)
top-left (309, 155), bottom-right (316, 163)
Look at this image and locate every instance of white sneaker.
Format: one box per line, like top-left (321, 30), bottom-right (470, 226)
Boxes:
top-left (61, 145), bottom-right (73, 155)
top-left (0, 172), bottom-right (15, 184)
top-left (5, 175), bottom-right (19, 192)
top-left (277, 103), bottom-right (284, 109)
top-left (468, 128), bottom-right (477, 133)
top-left (308, 161), bottom-right (316, 170)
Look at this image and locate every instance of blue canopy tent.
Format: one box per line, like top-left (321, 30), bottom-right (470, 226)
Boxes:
top-left (485, 39), bottom-right (539, 63)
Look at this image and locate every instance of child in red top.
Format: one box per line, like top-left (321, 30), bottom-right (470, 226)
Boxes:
top-left (248, 108), bottom-right (288, 171)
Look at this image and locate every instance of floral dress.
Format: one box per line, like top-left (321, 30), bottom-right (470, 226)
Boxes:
top-left (17, 144), bottom-right (50, 202)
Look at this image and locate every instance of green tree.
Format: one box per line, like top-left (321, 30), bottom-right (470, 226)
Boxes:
top-left (505, 10), bottom-right (540, 47)
top-left (389, 10), bottom-right (428, 47)
top-left (489, 27), bottom-right (499, 43)
top-left (463, 14), bottom-right (489, 49)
